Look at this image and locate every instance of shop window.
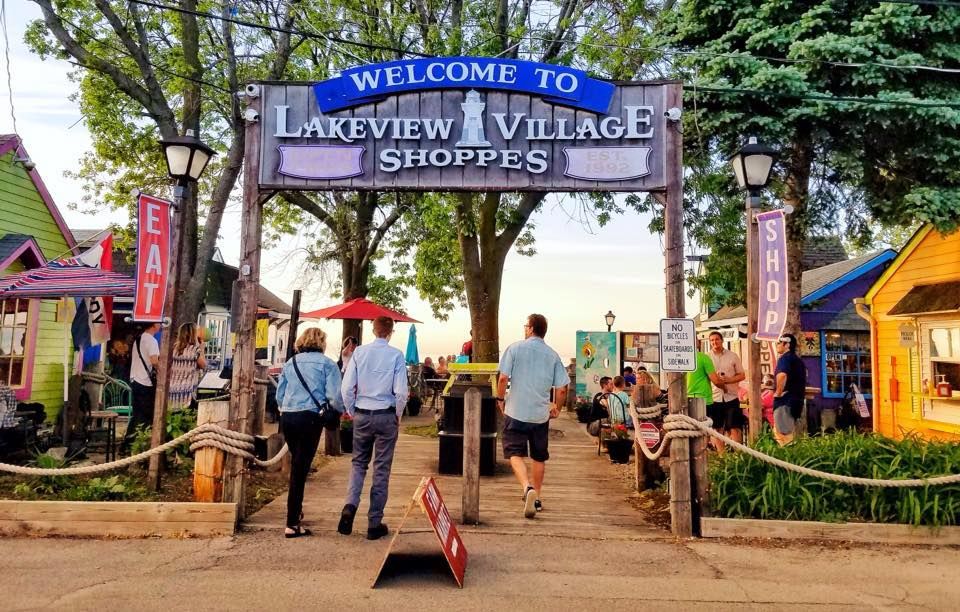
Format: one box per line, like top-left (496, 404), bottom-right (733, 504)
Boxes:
top-left (929, 326), bottom-right (960, 394)
top-left (823, 330), bottom-right (871, 397)
top-left (0, 298), bottom-right (32, 388)
top-left (201, 315), bottom-right (228, 371)
top-left (921, 322), bottom-right (960, 425)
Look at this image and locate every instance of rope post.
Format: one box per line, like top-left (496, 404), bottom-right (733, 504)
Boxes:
top-left (194, 399), bottom-right (229, 502)
top-left (689, 397), bottom-right (709, 535)
top-left (462, 387), bottom-right (481, 525)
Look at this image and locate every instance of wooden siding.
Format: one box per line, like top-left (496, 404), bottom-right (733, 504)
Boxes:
top-left (0, 149), bottom-right (73, 418)
top-left (870, 229), bottom-right (960, 440)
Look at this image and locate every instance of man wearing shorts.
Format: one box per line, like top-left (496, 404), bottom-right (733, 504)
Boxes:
top-left (496, 313), bottom-right (569, 519)
top-left (706, 330), bottom-right (746, 452)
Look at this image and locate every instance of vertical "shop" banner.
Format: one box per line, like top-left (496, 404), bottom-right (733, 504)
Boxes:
top-left (756, 209), bottom-right (788, 342)
top-left (133, 193), bottom-right (171, 322)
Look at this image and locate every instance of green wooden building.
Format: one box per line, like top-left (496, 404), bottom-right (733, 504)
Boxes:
top-left (0, 135), bottom-right (77, 421)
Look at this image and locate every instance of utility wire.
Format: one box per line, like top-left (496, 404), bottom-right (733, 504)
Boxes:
top-left (881, 0), bottom-right (960, 7)
top-left (692, 84), bottom-right (960, 110)
top-left (0, 0), bottom-right (16, 133)
top-left (127, 0), bottom-right (434, 58)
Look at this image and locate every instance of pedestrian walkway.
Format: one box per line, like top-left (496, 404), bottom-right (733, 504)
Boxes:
top-left (245, 411), bottom-right (667, 540)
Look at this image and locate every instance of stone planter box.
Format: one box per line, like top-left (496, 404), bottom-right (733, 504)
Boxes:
top-left (701, 517), bottom-right (960, 545)
top-left (0, 500), bottom-right (237, 538)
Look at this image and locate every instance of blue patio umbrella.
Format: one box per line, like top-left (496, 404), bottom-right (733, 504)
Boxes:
top-left (405, 324), bottom-right (420, 365)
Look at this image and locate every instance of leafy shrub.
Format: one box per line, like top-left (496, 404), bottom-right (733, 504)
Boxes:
top-left (12, 453), bottom-right (146, 502)
top-left (710, 430), bottom-right (960, 526)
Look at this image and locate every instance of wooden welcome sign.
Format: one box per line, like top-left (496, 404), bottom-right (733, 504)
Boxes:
top-left (373, 477), bottom-right (468, 589)
top-left (256, 58), bottom-right (675, 193)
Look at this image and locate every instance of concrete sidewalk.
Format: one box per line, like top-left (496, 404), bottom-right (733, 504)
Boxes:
top-left (5, 412), bottom-right (960, 610)
top-left (5, 530), bottom-right (960, 610)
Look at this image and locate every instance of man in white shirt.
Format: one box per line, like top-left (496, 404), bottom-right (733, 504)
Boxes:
top-left (706, 330), bottom-right (746, 453)
top-left (124, 322), bottom-right (161, 450)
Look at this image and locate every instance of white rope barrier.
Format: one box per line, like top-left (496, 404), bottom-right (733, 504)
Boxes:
top-left (632, 414), bottom-right (960, 487)
top-left (0, 423), bottom-right (288, 476)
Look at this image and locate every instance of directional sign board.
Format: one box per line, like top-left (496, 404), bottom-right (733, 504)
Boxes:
top-left (373, 477), bottom-right (468, 589)
top-left (659, 318), bottom-right (696, 372)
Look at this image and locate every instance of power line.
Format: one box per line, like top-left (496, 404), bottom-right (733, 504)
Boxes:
top-left (519, 35), bottom-right (960, 76)
top-left (0, 0), bottom-right (16, 133)
top-left (881, 0), bottom-right (960, 7)
top-left (691, 84), bottom-right (960, 110)
top-left (127, 0), bottom-right (434, 59)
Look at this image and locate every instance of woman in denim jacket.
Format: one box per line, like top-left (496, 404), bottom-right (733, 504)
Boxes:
top-left (275, 327), bottom-right (344, 537)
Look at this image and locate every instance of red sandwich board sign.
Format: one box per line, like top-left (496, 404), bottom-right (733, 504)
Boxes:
top-left (132, 193), bottom-right (172, 322)
top-left (373, 477), bottom-right (468, 589)
top-left (638, 422), bottom-right (661, 449)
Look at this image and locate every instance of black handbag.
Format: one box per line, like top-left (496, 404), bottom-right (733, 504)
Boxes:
top-left (290, 355), bottom-right (339, 428)
top-left (135, 335), bottom-right (157, 386)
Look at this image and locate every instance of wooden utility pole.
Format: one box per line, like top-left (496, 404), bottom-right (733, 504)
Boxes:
top-left (148, 181), bottom-right (186, 491)
top-left (226, 90), bottom-right (266, 520)
top-left (462, 387), bottom-right (481, 525)
top-left (663, 82), bottom-right (693, 538)
top-left (745, 201), bottom-right (762, 443)
top-left (285, 289), bottom-right (301, 361)
top-left (689, 397), bottom-right (709, 535)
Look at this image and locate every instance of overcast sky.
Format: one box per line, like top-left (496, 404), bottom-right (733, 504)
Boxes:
top-left (3, 2), bottom-right (699, 362)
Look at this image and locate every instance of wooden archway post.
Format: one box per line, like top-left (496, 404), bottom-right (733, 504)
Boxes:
top-left (225, 90), bottom-right (272, 521)
top-left (662, 83), bottom-right (693, 538)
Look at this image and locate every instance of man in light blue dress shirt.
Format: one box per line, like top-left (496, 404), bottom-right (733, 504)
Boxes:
top-left (338, 316), bottom-right (409, 540)
top-left (496, 313), bottom-right (569, 519)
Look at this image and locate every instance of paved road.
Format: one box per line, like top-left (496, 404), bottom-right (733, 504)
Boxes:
top-left (6, 530), bottom-right (960, 610)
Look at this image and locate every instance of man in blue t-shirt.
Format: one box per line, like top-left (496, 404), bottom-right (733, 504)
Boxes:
top-left (773, 333), bottom-right (807, 445)
top-left (496, 313), bottom-right (569, 519)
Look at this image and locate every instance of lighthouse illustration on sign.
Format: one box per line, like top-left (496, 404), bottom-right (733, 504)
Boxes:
top-left (455, 90), bottom-right (491, 148)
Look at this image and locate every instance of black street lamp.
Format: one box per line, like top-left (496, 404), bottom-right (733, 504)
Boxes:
top-left (730, 136), bottom-right (777, 444)
top-left (149, 129), bottom-right (215, 489)
top-left (604, 310), bottom-right (616, 332)
top-left (160, 129), bottom-right (216, 184)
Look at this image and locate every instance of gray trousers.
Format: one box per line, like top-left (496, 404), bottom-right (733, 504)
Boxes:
top-left (345, 410), bottom-right (399, 527)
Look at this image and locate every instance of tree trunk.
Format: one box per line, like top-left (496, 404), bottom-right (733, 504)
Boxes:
top-left (781, 130), bottom-right (814, 337)
top-left (464, 262), bottom-right (503, 364)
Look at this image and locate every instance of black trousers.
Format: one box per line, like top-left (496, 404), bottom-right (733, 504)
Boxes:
top-left (125, 381), bottom-right (156, 447)
top-left (281, 411), bottom-right (324, 528)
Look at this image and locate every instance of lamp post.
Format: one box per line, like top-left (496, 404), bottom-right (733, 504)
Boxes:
top-left (729, 136), bottom-right (776, 444)
top-left (148, 129), bottom-right (215, 490)
top-left (604, 310), bottom-right (616, 332)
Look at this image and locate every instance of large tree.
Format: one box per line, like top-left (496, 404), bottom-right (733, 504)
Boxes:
top-left (665, 0), bottom-right (960, 333)
top-left (26, 0), bottom-right (310, 326)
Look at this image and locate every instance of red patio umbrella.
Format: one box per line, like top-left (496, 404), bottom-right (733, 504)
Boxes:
top-left (300, 297), bottom-right (420, 323)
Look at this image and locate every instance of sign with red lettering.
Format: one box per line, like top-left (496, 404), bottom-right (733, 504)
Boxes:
top-left (133, 193), bottom-right (171, 322)
top-left (638, 422), bottom-right (661, 449)
top-left (416, 477), bottom-right (467, 588)
top-left (756, 210), bottom-right (788, 342)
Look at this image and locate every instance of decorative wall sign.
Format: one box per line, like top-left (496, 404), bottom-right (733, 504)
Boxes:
top-left (257, 59), bottom-right (676, 192)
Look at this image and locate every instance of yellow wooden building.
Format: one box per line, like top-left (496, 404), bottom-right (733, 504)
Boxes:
top-left (862, 225), bottom-right (960, 440)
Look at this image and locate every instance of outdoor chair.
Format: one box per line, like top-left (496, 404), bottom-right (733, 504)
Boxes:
top-left (596, 394), bottom-right (630, 456)
top-left (102, 376), bottom-right (133, 417)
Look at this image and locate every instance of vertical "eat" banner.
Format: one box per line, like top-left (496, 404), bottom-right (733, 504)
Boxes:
top-left (133, 193), bottom-right (171, 322)
top-left (756, 209), bottom-right (788, 342)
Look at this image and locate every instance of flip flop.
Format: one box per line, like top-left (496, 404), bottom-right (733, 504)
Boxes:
top-left (284, 525), bottom-right (313, 538)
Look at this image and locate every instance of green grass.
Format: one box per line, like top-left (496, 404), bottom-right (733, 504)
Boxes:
top-left (404, 422), bottom-right (439, 438)
top-left (709, 430), bottom-right (960, 526)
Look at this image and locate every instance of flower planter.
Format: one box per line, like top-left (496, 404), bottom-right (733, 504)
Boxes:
top-left (606, 438), bottom-right (632, 463)
top-left (339, 428), bottom-right (353, 453)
